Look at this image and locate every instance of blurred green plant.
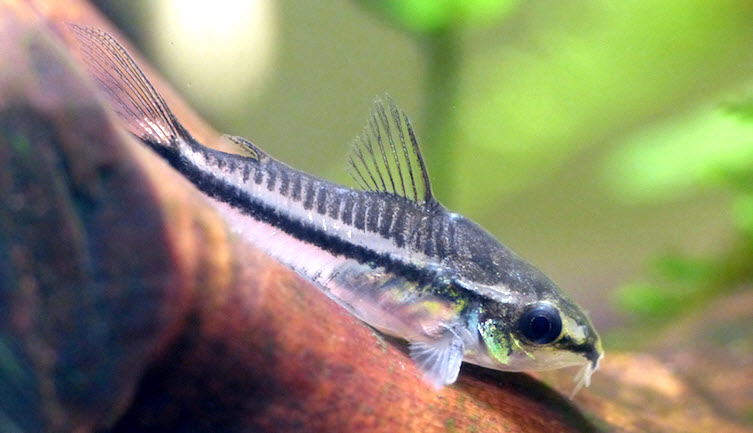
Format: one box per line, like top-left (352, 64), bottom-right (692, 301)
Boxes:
top-left (356, 0), bottom-right (521, 33)
top-left (350, 1), bottom-right (753, 217)
top-left (353, 0), bottom-right (753, 349)
top-left (601, 109), bottom-right (753, 203)
top-left (606, 97), bottom-right (753, 349)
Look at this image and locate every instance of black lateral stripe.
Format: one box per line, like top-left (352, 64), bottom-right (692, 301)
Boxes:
top-left (266, 165), bottom-right (277, 191)
top-left (412, 218), bottom-right (422, 251)
top-left (435, 217), bottom-right (447, 258)
top-left (366, 198), bottom-right (380, 233)
top-left (353, 199), bottom-right (366, 230)
top-left (315, 185), bottom-right (327, 215)
top-left (303, 178), bottom-right (315, 210)
top-left (291, 172), bottom-right (302, 201)
top-left (149, 142), bottom-right (449, 289)
top-left (213, 152), bottom-right (226, 169)
top-left (328, 192), bottom-right (341, 220)
top-left (448, 215), bottom-right (457, 252)
top-left (254, 166), bottom-right (264, 184)
top-left (341, 194), bottom-right (354, 225)
top-left (392, 204), bottom-right (407, 248)
top-left (379, 199), bottom-right (394, 238)
top-left (423, 214), bottom-right (435, 256)
top-left (279, 168), bottom-right (290, 196)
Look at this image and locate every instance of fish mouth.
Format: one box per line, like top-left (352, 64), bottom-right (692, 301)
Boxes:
top-left (585, 346), bottom-right (603, 372)
top-left (569, 347), bottom-right (603, 399)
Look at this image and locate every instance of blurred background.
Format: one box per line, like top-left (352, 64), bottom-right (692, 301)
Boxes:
top-left (90, 0), bottom-right (753, 356)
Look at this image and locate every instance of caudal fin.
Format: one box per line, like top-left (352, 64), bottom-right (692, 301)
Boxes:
top-left (68, 24), bottom-right (192, 149)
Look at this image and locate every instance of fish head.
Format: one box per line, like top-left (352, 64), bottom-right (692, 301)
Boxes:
top-left (461, 266), bottom-right (604, 396)
top-left (446, 215), bottom-right (603, 392)
top-left (473, 293), bottom-right (602, 370)
top-left (469, 281), bottom-right (603, 395)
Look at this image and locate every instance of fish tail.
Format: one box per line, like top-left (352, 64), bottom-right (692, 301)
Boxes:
top-left (68, 24), bottom-right (192, 151)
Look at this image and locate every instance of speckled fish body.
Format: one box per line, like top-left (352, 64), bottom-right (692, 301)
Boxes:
top-left (70, 25), bottom-right (603, 392)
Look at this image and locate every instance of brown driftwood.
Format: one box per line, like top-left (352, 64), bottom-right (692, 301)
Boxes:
top-left (1, 2), bottom-right (750, 432)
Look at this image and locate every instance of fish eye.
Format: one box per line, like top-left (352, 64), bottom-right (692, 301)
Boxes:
top-left (519, 303), bottom-right (562, 345)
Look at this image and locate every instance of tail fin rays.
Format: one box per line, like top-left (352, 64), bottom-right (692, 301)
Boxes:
top-left (68, 24), bottom-right (192, 149)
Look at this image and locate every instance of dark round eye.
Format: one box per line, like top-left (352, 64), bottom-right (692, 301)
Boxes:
top-left (519, 303), bottom-right (562, 345)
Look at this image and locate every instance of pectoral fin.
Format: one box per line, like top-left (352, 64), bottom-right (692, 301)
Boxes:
top-left (409, 331), bottom-right (464, 389)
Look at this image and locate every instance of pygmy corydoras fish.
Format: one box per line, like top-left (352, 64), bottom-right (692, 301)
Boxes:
top-left (69, 24), bottom-right (603, 394)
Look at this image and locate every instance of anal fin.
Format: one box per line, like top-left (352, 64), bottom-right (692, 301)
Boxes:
top-left (409, 331), bottom-right (464, 389)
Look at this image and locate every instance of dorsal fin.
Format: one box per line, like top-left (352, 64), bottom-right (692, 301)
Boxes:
top-left (347, 96), bottom-right (434, 204)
